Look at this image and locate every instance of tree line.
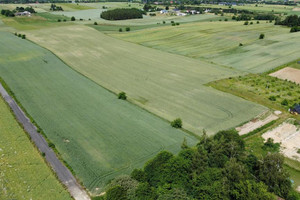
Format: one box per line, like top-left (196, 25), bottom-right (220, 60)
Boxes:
top-left (275, 15), bottom-right (300, 32)
top-left (100, 8), bottom-right (144, 20)
top-left (99, 129), bottom-right (300, 200)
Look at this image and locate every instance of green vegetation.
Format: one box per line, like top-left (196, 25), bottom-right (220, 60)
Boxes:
top-left (208, 74), bottom-right (300, 112)
top-left (171, 118), bottom-right (182, 128)
top-left (118, 91), bottom-right (127, 100)
top-left (0, 92), bottom-right (71, 199)
top-left (100, 8), bottom-right (143, 20)
top-left (259, 33), bottom-right (265, 39)
top-left (111, 21), bottom-right (300, 73)
top-left (26, 25), bottom-right (265, 135)
top-left (0, 31), bottom-right (197, 194)
top-left (102, 130), bottom-right (298, 200)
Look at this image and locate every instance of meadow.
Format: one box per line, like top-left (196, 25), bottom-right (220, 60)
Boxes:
top-left (111, 21), bottom-right (300, 73)
top-left (208, 73), bottom-right (300, 115)
top-left (0, 91), bottom-right (71, 199)
top-left (25, 25), bottom-right (265, 135)
top-left (0, 31), bottom-right (198, 194)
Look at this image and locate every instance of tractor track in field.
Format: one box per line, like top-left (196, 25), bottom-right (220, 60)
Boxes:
top-left (0, 83), bottom-right (90, 200)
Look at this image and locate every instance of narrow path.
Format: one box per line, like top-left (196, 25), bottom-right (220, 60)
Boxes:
top-left (0, 83), bottom-right (90, 200)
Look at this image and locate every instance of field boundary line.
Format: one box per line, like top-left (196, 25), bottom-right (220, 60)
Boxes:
top-left (0, 82), bottom-right (91, 200)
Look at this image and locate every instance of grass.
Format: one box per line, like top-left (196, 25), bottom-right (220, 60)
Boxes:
top-left (0, 90), bottom-right (71, 199)
top-left (0, 31), bottom-right (199, 195)
top-left (25, 25), bottom-right (265, 135)
top-left (110, 21), bottom-right (300, 73)
top-left (208, 74), bottom-right (300, 113)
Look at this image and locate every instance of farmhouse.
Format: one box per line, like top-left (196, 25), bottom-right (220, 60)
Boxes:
top-left (15, 11), bottom-right (31, 16)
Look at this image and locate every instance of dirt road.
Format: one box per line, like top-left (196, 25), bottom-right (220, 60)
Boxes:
top-left (0, 83), bottom-right (90, 200)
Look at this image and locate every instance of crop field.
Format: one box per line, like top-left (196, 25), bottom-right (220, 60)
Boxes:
top-left (0, 31), bottom-right (199, 194)
top-left (111, 21), bottom-right (300, 73)
top-left (25, 25), bottom-right (265, 135)
top-left (0, 92), bottom-right (71, 199)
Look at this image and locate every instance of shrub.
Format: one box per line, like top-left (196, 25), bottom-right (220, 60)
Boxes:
top-left (171, 21), bottom-right (174, 23)
top-left (257, 21), bottom-right (260, 24)
top-left (259, 33), bottom-right (265, 39)
top-left (281, 99), bottom-right (288, 106)
top-left (244, 21), bottom-right (249, 25)
top-left (171, 118), bottom-right (182, 128)
top-left (171, 23), bottom-right (175, 26)
top-left (125, 27), bottom-right (130, 31)
top-left (18, 33), bottom-right (22, 37)
top-left (250, 21), bottom-right (253, 25)
top-left (94, 22), bottom-right (98, 25)
top-left (224, 18), bottom-right (228, 21)
top-left (119, 28), bottom-right (122, 32)
top-left (176, 22), bottom-right (179, 25)
top-left (262, 138), bottom-right (280, 152)
top-left (297, 149), bottom-right (300, 154)
top-left (105, 185), bottom-right (127, 200)
top-left (269, 96), bottom-right (276, 101)
top-left (118, 92), bottom-right (127, 100)
top-left (14, 32), bottom-right (17, 36)
top-left (163, 21), bottom-right (165, 24)
top-left (71, 16), bottom-right (75, 21)
top-left (57, 19), bottom-right (61, 22)
top-left (41, 152), bottom-right (46, 157)
top-left (290, 26), bottom-right (300, 33)
top-left (22, 34), bottom-right (26, 39)
top-left (239, 43), bottom-right (243, 46)
top-left (48, 142), bottom-right (55, 148)
top-left (63, 19), bottom-right (66, 22)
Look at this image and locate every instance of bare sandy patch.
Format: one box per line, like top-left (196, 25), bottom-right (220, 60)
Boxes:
top-left (262, 121), bottom-right (300, 162)
top-left (270, 67), bottom-right (300, 84)
top-left (236, 111), bottom-right (278, 135)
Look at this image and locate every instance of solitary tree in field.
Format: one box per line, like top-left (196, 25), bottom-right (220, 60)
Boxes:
top-left (94, 22), bottom-right (98, 25)
top-left (71, 16), bottom-right (75, 21)
top-left (118, 92), bottom-right (127, 100)
top-left (259, 33), bottom-right (265, 39)
top-left (119, 28), bottom-right (123, 32)
top-left (22, 34), bottom-right (26, 39)
top-left (171, 118), bottom-right (182, 128)
top-left (126, 27), bottom-right (130, 32)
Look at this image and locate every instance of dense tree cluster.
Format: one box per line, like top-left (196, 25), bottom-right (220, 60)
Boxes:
top-left (100, 8), bottom-right (143, 21)
top-left (275, 15), bottom-right (300, 33)
top-left (16, 6), bottom-right (36, 13)
top-left (1, 9), bottom-right (15, 17)
top-left (101, 130), bottom-right (299, 200)
top-left (50, 4), bottom-right (64, 11)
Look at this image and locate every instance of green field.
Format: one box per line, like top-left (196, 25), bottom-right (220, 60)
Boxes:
top-left (0, 92), bottom-right (71, 199)
top-left (0, 31), bottom-right (198, 194)
top-left (111, 21), bottom-right (300, 73)
top-left (25, 25), bottom-right (265, 135)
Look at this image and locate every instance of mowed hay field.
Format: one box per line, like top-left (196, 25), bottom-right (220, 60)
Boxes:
top-left (111, 21), bottom-right (300, 73)
top-left (0, 95), bottom-right (71, 199)
top-left (26, 25), bottom-right (266, 135)
top-left (0, 32), bottom-right (197, 194)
